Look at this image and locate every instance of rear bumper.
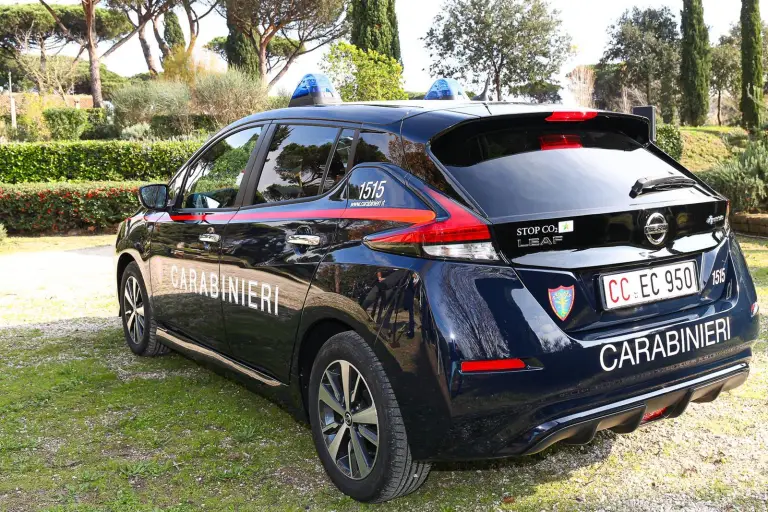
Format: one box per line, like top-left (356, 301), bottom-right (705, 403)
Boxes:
top-left (515, 362), bottom-right (748, 455)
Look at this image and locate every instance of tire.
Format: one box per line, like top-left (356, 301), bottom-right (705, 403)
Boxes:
top-left (120, 261), bottom-right (168, 357)
top-left (308, 331), bottom-right (431, 502)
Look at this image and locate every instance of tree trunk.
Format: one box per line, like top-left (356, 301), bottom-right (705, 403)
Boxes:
top-left (139, 24), bottom-right (160, 76)
top-left (717, 90), bottom-right (722, 126)
top-left (258, 37), bottom-right (269, 84)
top-left (182, 0), bottom-right (198, 56)
top-left (84, 0), bottom-right (103, 108)
top-left (495, 73), bottom-right (502, 102)
top-left (38, 37), bottom-right (47, 95)
top-left (152, 16), bottom-right (171, 60)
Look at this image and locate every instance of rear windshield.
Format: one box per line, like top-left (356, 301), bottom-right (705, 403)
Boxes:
top-left (431, 120), bottom-right (708, 220)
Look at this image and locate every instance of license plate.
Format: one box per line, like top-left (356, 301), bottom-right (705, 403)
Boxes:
top-left (601, 261), bottom-right (699, 310)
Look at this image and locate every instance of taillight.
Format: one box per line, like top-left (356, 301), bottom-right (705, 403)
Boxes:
top-left (545, 110), bottom-right (598, 122)
top-left (460, 358), bottom-right (526, 373)
top-left (539, 134), bottom-right (582, 150)
top-left (363, 188), bottom-right (499, 261)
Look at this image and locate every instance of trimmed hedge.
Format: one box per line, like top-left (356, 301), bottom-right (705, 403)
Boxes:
top-left (0, 181), bottom-right (147, 233)
top-left (0, 140), bottom-right (199, 183)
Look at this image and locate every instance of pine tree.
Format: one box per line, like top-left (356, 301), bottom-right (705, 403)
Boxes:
top-left (741, 0), bottom-right (763, 130)
top-left (225, 30), bottom-right (260, 78)
top-left (163, 11), bottom-right (185, 52)
top-left (680, 0), bottom-right (710, 126)
top-left (350, 0), bottom-right (401, 62)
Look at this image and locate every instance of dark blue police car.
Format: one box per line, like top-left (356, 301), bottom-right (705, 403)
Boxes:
top-left (115, 75), bottom-right (760, 502)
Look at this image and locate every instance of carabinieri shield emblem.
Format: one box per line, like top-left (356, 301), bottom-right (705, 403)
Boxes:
top-left (548, 285), bottom-right (575, 321)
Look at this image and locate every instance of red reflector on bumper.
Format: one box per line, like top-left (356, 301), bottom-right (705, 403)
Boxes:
top-left (642, 407), bottom-right (667, 423)
top-left (460, 358), bottom-right (526, 373)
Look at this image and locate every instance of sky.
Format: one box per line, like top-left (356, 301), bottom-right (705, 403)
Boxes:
top-left (2, 0), bottom-right (766, 101)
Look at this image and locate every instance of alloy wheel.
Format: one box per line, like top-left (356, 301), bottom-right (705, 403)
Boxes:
top-left (123, 276), bottom-right (145, 345)
top-left (317, 360), bottom-right (379, 480)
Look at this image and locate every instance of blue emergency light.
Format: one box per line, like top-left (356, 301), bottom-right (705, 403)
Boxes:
top-left (423, 78), bottom-right (468, 100)
top-left (288, 73), bottom-right (341, 107)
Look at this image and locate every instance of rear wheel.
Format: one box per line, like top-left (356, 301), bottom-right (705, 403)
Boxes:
top-left (308, 331), bottom-right (430, 502)
top-left (120, 262), bottom-right (168, 356)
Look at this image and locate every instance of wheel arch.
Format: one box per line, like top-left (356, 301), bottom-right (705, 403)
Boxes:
top-left (116, 252), bottom-right (137, 314)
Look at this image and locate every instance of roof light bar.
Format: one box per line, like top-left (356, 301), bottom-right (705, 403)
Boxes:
top-left (424, 78), bottom-right (468, 101)
top-left (288, 73), bottom-right (341, 107)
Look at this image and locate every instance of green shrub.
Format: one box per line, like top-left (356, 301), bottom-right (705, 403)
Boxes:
top-left (193, 69), bottom-right (268, 127)
top-left (120, 122), bottom-right (152, 141)
top-left (698, 138), bottom-right (768, 212)
top-left (81, 108), bottom-right (120, 140)
top-left (0, 223), bottom-right (6, 243)
top-left (656, 124), bottom-right (684, 160)
top-left (0, 140), bottom-right (199, 183)
top-left (0, 181), bottom-right (147, 233)
top-left (6, 115), bottom-right (44, 142)
top-left (43, 107), bottom-right (89, 140)
top-left (112, 80), bottom-right (191, 127)
top-left (150, 114), bottom-right (215, 138)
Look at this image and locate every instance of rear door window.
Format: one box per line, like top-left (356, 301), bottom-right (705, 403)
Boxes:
top-left (254, 124), bottom-right (338, 204)
top-left (431, 119), bottom-right (709, 220)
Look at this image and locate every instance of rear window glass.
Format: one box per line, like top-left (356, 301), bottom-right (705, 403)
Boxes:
top-left (431, 121), bottom-right (703, 220)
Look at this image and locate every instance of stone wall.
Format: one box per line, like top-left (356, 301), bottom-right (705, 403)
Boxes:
top-left (731, 213), bottom-right (768, 237)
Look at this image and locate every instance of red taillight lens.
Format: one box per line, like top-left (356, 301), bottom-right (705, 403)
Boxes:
top-left (539, 134), bottom-right (582, 150)
top-left (461, 358), bottom-right (526, 373)
top-left (545, 110), bottom-right (598, 122)
top-left (641, 407), bottom-right (667, 423)
top-left (751, 301), bottom-right (759, 317)
top-left (363, 188), bottom-right (499, 261)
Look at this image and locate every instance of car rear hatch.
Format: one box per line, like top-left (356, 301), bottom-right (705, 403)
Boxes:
top-left (430, 111), bottom-right (732, 338)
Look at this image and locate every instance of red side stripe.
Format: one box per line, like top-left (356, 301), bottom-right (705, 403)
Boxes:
top-left (233, 207), bottom-right (436, 224)
top-left (158, 207), bottom-right (436, 225)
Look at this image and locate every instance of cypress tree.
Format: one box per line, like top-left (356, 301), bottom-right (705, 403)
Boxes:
top-left (680, 0), bottom-right (710, 126)
top-left (350, 0), bottom-right (401, 62)
top-left (741, 0), bottom-right (763, 130)
top-left (163, 11), bottom-right (185, 52)
top-left (225, 29), bottom-right (260, 78)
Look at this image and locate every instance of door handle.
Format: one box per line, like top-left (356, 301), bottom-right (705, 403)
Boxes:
top-left (199, 233), bottom-right (220, 243)
top-left (287, 234), bottom-right (321, 246)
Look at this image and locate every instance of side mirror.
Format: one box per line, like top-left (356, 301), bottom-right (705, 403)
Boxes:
top-left (138, 184), bottom-right (169, 210)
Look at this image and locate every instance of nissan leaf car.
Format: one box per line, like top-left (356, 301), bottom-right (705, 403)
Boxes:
top-left (114, 75), bottom-right (759, 502)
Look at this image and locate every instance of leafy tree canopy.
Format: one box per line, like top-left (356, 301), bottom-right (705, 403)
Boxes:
top-left (601, 6), bottom-right (679, 120)
top-left (321, 41), bottom-right (407, 101)
top-left (423, 0), bottom-right (571, 102)
top-left (223, 0), bottom-right (348, 87)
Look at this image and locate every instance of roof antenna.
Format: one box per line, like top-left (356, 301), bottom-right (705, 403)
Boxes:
top-left (473, 77), bottom-right (490, 101)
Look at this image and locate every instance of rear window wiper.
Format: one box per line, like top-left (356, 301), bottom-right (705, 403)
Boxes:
top-left (629, 175), bottom-right (698, 198)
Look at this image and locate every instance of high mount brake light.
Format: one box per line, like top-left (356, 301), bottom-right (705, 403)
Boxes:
top-left (539, 134), bottom-right (582, 151)
top-left (461, 358), bottom-right (526, 372)
top-left (363, 188), bottom-right (499, 261)
top-left (545, 110), bottom-right (599, 122)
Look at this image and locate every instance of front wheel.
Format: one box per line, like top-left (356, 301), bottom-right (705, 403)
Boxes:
top-left (120, 261), bottom-right (168, 357)
top-left (308, 331), bottom-right (430, 502)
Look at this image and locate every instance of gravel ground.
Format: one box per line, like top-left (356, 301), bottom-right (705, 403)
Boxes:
top-left (0, 237), bottom-right (766, 511)
top-left (0, 244), bottom-right (117, 327)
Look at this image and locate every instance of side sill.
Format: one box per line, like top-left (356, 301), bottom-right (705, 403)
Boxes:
top-left (156, 328), bottom-right (284, 388)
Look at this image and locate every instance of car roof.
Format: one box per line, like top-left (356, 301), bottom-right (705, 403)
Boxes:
top-left (230, 101), bottom-right (575, 128)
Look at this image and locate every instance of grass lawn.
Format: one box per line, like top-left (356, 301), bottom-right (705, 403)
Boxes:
top-left (679, 126), bottom-right (748, 172)
top-left (0, 234), bottom-right (115, 255)
top-left (0, 236), bottom-right (766, 511)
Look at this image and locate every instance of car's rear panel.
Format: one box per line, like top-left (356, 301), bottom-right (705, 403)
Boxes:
top-left (381, 110), bottom-right (761, 458)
